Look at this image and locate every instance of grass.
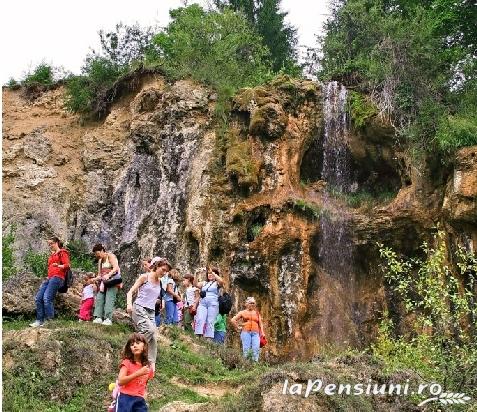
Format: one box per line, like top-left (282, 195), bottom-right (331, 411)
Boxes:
top-left (2, 321), bottom-right (267, 412)
top-left (328, 187), bottom-right (396, 209)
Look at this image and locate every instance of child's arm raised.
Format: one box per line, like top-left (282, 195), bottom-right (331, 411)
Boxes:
top-left (117, 365), bottom-right (150, 386)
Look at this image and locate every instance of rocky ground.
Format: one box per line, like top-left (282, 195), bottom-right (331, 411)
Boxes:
top-left (3, 317), bottom-right (426, 412)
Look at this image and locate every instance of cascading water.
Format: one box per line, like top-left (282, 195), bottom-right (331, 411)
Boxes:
top-left (318, 81), bottom-right (353, 277)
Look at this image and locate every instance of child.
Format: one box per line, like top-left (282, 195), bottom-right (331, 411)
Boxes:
top-left (164, 269), bottom-right (181, 325)
top-left (213, 313), bottom-right (227, 344)
top-left (182, 274), bottom-right (199, 333)
top-left (78, 273), bottom-right (97, 321)
top-left (115, 333), bottom-right (154, 412)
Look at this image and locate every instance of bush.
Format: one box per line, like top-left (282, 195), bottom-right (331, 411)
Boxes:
top-left (24, 250), bottom-right (49, 278)
top-left (65, 57), bottom-right (125, 113)
top-left (153, 5), bottom-right (272, 92)
top-left (347, 91), bottom-right (378, 128)
top-left (376, 233), bottom-right (477, 406)
top-left (66, 240), bottom-right (97, 272)
top-left (2, 227), bottom-right (17, 280)
top-left (435, 113), bottom-right (477, 154)
top-left (22, 63), bottom-right (55, 87)
top-left (6, 77), bottom-right (20, 89)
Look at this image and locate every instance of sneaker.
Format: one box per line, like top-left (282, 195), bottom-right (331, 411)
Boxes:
top-left (93, 318), bottom-right (103, 324)
top-left (102, 319), bottom-right (112, 326)
top-left (78, 319), bottom-right (84, 322)
top-left (29, 320), bottom-right (44, 328)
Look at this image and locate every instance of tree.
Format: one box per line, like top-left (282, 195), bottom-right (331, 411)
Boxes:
top-left (214, 0), bottom-right (299, 73)
top-left (317, 0), bottom-right (477, 154)
top-left (153, 4), bottom-right (271, 92)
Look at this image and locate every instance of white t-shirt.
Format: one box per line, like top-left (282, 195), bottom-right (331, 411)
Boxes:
top-left (184, 286), bottom-right (198, 307)
top-left (82, 284), bottom-right (95, 301)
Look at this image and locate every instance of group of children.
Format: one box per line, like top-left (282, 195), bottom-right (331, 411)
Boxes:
top-left (77, 259), bottom-right (228, 345)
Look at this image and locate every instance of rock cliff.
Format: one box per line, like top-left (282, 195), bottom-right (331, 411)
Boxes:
top-left (3, 74), bottom-right (476, 360)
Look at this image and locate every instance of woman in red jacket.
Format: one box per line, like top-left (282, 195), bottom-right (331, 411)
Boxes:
top-left (30, 236), bottom-right (70, 327)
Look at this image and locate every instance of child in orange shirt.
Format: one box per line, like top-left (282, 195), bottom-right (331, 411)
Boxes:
top-left (115, 333), bottom-right (154, 412)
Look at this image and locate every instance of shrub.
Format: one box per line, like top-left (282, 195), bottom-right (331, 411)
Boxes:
top-left (2, 227), bottom-right (17, 280)
top-left (376, 233), bottom-right (477, 406)
top-left (6, 77), bottom-right (20, 89)
top-left (66, 240), bottom-right (96, 272)
top-left (378, 230), bottom-right (476, 336)
top-left (435, 113), bottom-right (477, 154)
top-left (22, 63), bottom-right (54, 87)
top-left (153, 5), bottom-right (272, 92)
top-left (65, 57), bottom-right (125, 113)
top-left (347, 91), bottom-right (378, 128)
top-left (24, 250), bottom-right (49, 277)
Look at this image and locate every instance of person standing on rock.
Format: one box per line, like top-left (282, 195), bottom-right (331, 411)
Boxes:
top-left (194, 267), bottom-right (224, 339)
top-left (127, 257), bottom-right (172, 367)
top-left (30, 236), bottom-right (70, 327)
top-left (230, 297), bottom-right (264, 362)
top-left (92, 244), bottom-right (121, 326)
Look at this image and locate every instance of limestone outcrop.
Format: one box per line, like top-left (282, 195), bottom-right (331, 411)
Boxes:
top-left (3, 74), bottom-right (476, 360)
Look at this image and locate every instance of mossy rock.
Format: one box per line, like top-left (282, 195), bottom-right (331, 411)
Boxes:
top-left (249, 103), bottom-right (288, 140)
top-left (233, 87), bottom-right (279, 112)
top-left (225, 129), bottom-right (262, 190)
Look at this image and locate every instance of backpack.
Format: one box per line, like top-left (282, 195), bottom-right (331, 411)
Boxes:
top-left (218, 292), bottom-right (232, 315)
top-left (58, 250), bottom-right (74, 293)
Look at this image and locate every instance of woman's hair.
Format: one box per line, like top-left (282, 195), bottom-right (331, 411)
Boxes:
top-left (92, 243), bottom-right (106, 253)
top-left (50, 236), bottom-right (63, 248)
top-left (208, 267), bottom-right (220, 277)
top-left (121, 333), bottom-right (149, 366)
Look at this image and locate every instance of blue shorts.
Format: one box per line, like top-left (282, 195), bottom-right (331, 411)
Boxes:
top-left (116, 393), bottom-right (148, 412)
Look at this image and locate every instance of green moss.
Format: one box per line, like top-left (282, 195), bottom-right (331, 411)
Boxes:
top-left (225, 128), bottom-right (261, 189)
top-left (290, 199), bottom-right (322, 220)
top-left (348, 91), bottom-right (378, 129)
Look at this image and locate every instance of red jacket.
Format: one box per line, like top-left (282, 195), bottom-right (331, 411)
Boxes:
top-left (47, 249), bottom-right (70, 280)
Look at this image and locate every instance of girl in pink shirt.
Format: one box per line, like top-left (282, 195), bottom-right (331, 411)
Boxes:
top-left (115, 333), bottom-right (154, 412)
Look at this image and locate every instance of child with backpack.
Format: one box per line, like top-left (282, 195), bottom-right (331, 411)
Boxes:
top-left (113, 333), bottom-right (154, 412)
top-left (213, 313), bottom-right (227, 344)
top-left (182, 274), bottom-right (199, 333)
top-left (78, 273), bottom-right (97, 321)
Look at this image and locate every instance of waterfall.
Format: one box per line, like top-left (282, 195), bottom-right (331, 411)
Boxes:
top-left (319, 81), bottom-right (353, 277)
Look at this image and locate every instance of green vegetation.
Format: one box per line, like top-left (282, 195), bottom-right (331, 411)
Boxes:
top-left (290, 199), bottom-right (322, 220)
top-left (347, 91), bottom-right (378, 129)
top-left (225, 128), bottom-right (261, 189)
top-left (6, 77), bottom-right (20, 89)
top-left (64, 5), bottom-right (279, 116)
top-left (376, 231), bottom-right (477, 404)
top-left (214, 0), bottom-right (299, 74)
top-left (2, 227), bottom-right (17, 280)
top-left (22, 239), bottom-right (96, 277)
top-left (154, 5), bottom-right (271, 92)
top-left (329, 187), bottom-right (396, 209)
top-left (318, 0), bottom-right (477, 156)
top-left (66, 240), bottom-right (97, 272)
top-left (24, 249), bottom-right (49, 277)
top-left (250, 223), bottom-right (263, 239)
top-left (22, 63), bottom-right (55, 87)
